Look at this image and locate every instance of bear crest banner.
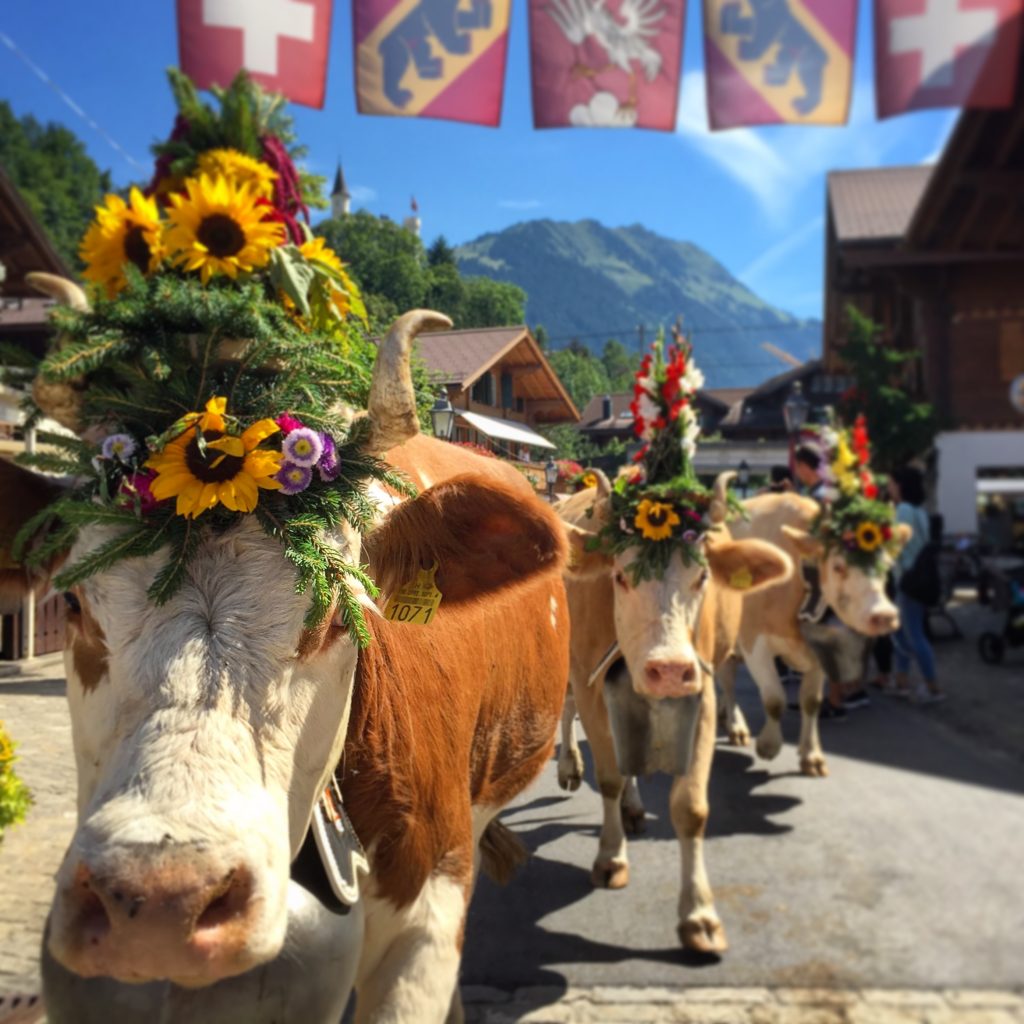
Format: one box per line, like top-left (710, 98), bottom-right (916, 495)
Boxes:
top-left (529, 0), bottom-right (687, 130)
top-left (703, 0), bottom-right (856, 129)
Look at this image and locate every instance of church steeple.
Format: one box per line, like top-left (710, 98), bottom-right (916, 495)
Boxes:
top-left (331, 161), bottom-right (351, 219)
top-left (403, 195), bottom-right (421, 238)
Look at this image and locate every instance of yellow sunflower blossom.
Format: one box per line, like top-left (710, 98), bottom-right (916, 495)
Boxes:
top-left (165, 174), bottom-right (285, 284)
top-left (80, 187), bottom-right (165, 298)
top-left (145, 397), bottom-right (282, 519)
top-left (299, 237), bottom-right (367, 323)
top-left (635, 499), bottom-right (680, 542)
top-left (855, 521), bottom-right (884, 552)
top-left (582, 472), bottom-right (598, 489)
top-left (197, 148), bottom-right (278, 199)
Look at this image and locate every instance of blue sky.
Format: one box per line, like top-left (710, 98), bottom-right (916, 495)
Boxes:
top-left (1, 1), bottom-right (957, 327)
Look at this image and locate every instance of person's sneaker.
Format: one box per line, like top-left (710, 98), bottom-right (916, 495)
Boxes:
top-left (819, 703), bottom-right (847, 721)
top-left (843, 690), bottom-right (871, 709)
top-left (914, 688), bottom-right (948, 705)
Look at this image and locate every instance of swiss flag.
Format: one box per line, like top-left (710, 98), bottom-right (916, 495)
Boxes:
top-left (178, 0), bottom-right (334, 109)
top-left (875, 0), bottom-right (1023, 118)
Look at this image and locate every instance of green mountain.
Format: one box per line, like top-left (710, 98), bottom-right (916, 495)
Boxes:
top-left (455, 219), bottom-right (821, 387)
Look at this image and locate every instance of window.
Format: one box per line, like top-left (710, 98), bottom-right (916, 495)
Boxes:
top-left (501, 371), bottom-right (514, 410)
top-left (471, 373), bottom-right (494, 405)
top-left (516, 397), bottom-right (525, 413)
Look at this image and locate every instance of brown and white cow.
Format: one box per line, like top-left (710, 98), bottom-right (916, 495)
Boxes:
top-left (719, 492), bottom-right (908, 777)
top-left (3, 303), bottom-right (569, 1022)
top-left (557, 472), bottom-right (792, 952)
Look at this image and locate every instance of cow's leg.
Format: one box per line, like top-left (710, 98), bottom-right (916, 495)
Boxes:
top-left (796, 662), bottom-right (828, 777)
top-left (743, 637), bottom-right (786, 761)
top-left (356, 856), bottom-right (472, 1024)
top-left (620, 775), bottom-right (646, 835)
top-left (670, 677), bottom-right (727, 954)
top-left (571, 675), bottom-right (629, 889)
top-left (717, 655), bottom-right (750, 746)
top-left (557, 685), bottom-right (585, 792)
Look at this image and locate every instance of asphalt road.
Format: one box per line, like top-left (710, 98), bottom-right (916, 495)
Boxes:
top-left (462, 670), bottom-right (1024, 994)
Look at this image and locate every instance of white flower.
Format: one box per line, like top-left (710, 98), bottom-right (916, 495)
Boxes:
top-left (637, 392), bottom-right (660, 441)
top-left (101, 433), bottom-right (136, 462)
top-left (683, 363), bottom-right (705, 392)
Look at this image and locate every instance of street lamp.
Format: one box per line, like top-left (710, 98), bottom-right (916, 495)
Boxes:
top-left (429, 389), bottom-right (455, 442)
top-left (738, 459), bottom-right (750, 497)
top-left (544, 457), bottom-right (558, 500)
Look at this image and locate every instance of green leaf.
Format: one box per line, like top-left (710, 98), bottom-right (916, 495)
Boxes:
top-left (268, 246), bottom-right (316, 317)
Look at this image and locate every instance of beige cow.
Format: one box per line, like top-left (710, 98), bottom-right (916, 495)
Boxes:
top-left (558, 472), bottom-right (792, 952)
top-left (720, 492), bottom-right (908, 777)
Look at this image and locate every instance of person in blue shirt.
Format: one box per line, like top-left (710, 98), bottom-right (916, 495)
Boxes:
top-left (890, 466), bottom-right (945, 703)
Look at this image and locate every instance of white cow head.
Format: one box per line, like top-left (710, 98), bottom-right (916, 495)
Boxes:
top-left (6, 295), bottom-right (564, 988)
top-left (782, 523), bottom-right (911, 637)
top-left (566, 472), bottom-right (792, 699)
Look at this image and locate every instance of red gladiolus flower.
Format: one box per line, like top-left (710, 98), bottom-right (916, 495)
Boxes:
top-left (669, 398), bottom-right (687, 421)
top-left (632, 444), bottom-right (649, 463)
top-left (661, 378), bottom-right (680, 403)
top-left (864, 482), bottom-right (878, 499)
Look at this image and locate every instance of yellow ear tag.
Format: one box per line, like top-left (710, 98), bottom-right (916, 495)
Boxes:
top-left (384, 562), bottom-right (442, 625)
top-left (729, 567), bottom-right (754, 590)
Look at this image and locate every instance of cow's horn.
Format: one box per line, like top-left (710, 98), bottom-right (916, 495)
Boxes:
top-left (591, 468), bottom-right (612, 498)
top-left (25, 272), bottom-right (90, 312)
top-left (365, 309), bottom-right (453, 454)
top-left (709, 471), bottom-right (735, 525)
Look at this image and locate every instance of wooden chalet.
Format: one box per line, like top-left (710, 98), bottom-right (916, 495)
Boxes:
top-left (824, 66), bottom-right (1024, 539)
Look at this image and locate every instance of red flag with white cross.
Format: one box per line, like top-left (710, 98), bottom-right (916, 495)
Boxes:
top-left (874, 0), bottom-right (1024, 118)
top-left (177, 0), bottom-right (334, 109)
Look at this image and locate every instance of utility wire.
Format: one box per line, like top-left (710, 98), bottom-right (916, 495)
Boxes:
top-left (0, 31), bottom-right (145, 173)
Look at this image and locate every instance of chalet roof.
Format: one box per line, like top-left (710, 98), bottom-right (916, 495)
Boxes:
top-left (578, 392), bottom-right (633, 432)
top-left (416, 325), bottom-right (579, 421)
top-left (827, 167), bottom-right (932, 243)
top-left (0, 164), bottom-right (71, 297)
top-left (703, 387), bottom-right (752, 411)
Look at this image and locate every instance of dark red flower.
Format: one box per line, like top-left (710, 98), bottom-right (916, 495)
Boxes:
top-left (146, 114), bottom-right (192, 200)
top-left (260, 134), bottom-right (309, 243)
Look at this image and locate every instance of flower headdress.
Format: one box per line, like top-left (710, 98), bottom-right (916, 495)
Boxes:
top-left (9, 72), bottom-right (407, 645)
top-left (807, 414), bottom-right (900, 573)
top-left (593, 330), bottom-right (738, 583)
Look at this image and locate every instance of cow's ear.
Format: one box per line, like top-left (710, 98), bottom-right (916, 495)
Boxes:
top-left (708, 539), bottom-right (793, 594)
top-left (892, 523), bottom-right (913, 552)
top-left (564, 522), bottom-right (612, 579)
top-left (366, 474), bottom-right (567, 605)
top-left (781, 525), bottom-right (825, 561)
top-left (0, 459), bottom-right (65, 611)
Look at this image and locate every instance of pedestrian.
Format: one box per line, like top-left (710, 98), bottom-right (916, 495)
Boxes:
top-left (889, 466), bottom-right (946, 704)
top-left (759, 465), bottom-right (793, 495)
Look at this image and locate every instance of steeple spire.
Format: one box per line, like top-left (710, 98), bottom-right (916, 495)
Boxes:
top-left (331, 160), bottom-right (351, 218)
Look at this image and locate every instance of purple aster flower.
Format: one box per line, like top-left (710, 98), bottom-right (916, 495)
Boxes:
top-left (276, 462), bottom-right (313, 495)
top-left (282, 428), bottom-right (323, 468)
top-left (101, 433), bottom-right (136, 461)
top-left (682, 530), bottom-right (698, 543)
top-left (317, 433), bottom-right (340, 482)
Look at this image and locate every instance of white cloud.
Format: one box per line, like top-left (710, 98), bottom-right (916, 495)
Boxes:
top-left (498, 198), bottom-right (543, 210)
top-left (740, 216), bottom-right (824, 282)
top-left (349, 185), bottom-right (377, 203)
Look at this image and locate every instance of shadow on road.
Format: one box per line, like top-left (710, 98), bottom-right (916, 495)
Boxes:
top-left (0, 677), bottom-right (67, 698)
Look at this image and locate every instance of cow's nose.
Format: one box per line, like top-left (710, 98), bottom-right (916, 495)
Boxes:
top-left (53, 857), bottom-right (256, 984)
top-left (869, 610), bottom-right (899, 635)
top-left (642, 658), bottom-right (699, 698)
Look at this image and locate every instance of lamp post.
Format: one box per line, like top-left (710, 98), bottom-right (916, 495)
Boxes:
top-left (782, 380), bottom-right (810, 473)
top-left (429, 389), bottom-right (455, 442)
top-left (738, 459), bottom-right (750, 498)
top-left (544, 456), bottom-right (558, 501)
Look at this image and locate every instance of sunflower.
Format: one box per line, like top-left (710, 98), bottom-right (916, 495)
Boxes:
top-left (80, 188), bottom-right (165, 297)
top-left (634, 499), bottom-right (680, 542)
top-left (146, 397), bottom-right (283, 518)
top-left (582, 472), bottom-right (598, 489)
top-left (299, 237), bottom-right (366, 321)
top-left (165, 174), bottom-right (285, 284)
top-left (855, 521), bottom-right (884, 552)
top-left (197, 148), bottom-right (278, 199)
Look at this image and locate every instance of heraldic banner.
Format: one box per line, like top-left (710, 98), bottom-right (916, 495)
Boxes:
top-left (530, 0), bottom-right (687, 130)
top-left (874, 0), bottom-right (1023, 118)
top-left (703, 0), bottom-right (856, 129)
top-left (178, 0), bottom-right (334, 108)
top-left (353, 0), bottom-right (512, 124)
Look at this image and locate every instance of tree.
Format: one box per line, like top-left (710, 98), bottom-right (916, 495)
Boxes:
top-left (461, 276), bottom-right (526, 328)
top-left (426, 234), bottom-right (457, 267)
top-left (601, 338), bottom-right (637, 391)
top-left (836, 306), bottom-right (938, 473)
top-left (533, 324), bottom-right (549, 350)
top-left (0, 101), bottom-right (111, 271)
top-left (423, 261), bottom-right (467, 323)
top-left (547, 347), bottom-right (611, 413)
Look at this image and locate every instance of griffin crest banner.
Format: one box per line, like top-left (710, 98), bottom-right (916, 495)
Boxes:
top-left (529, 0), bottom-right (687, 130)
top-left (178, 0), bottom-right (333, 108)
top-left (703, 0), bottom-right (856, 129)
top-left (874, 0), bottom-right (1024, 118)
top-left (354, 0), bottom-right (511, 124)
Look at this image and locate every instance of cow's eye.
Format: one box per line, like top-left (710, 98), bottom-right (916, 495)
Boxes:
top-left (832, 561), bottom-right (849, 579)
top-left (614, 571), bottom-right (630, 591)
top-left (693, 569), bottom-right (709, 591)
top-left (62, 592), bottom-right (81, 615)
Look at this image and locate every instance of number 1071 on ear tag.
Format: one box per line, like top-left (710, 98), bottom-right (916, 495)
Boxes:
top-left (384, 563), bottom-right (442, 626)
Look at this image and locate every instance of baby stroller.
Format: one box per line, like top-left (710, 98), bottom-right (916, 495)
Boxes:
top-left (978, 564), bottom-right (1024, 665)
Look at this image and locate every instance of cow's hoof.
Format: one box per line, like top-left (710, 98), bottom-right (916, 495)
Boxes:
top-left (557, 749), bottom-right (585, 792)
top-left (590, 859), bottom-right (629, 889)
top-left (800, 753), bottom-right (829, 777)
top-left (678, 913), bottom-right (728, 955)
top-left (755, 733), bottom-right (782, 760)
top-left (621, 803), bottom-right (646, 835)
top-left (728, 725), bottom-right (751, 746)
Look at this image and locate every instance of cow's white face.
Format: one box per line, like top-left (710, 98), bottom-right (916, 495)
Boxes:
top-left (818, 549), bottom-right (901, 637)
top-left (50, 518), bottom-right (362, 987)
